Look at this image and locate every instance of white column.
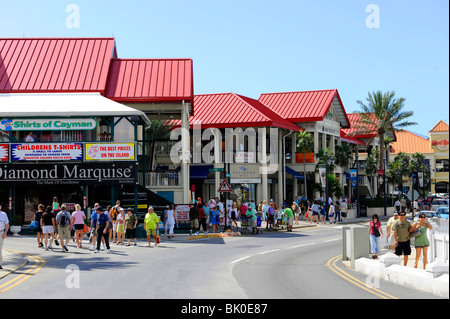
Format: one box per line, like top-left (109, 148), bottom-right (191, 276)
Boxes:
top-left (260, 127), bottom-right (268, 202)
top-left (278, 131), bottom-right (283, 204)
top-left (181, 101), bottom-right (190, 203)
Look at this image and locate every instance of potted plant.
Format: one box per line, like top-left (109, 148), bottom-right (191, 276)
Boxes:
top-left (10, 215), bottom-right (23, 236)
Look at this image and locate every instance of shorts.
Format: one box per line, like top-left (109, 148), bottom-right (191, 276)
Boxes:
top-left (190, 218), bottom-right (199, 229)
top-left (395, 240), bottom-right (411, 256)
top-left (388, 234), bottom-right (395, 246)
top-left (42, 225), bottom-right (54, 234)
top-left (74, 224), bottom-right (84, 231)
top-left (58, 225), bottom-right (71, 239)
top-left (116, 224), bottom-right (125, 234)
top-left (287, 217), bottom-right (294, 225)
top-left (146, 229), bottom-right (157, 237)
top-left (312, 211), bottom-right (319, 216)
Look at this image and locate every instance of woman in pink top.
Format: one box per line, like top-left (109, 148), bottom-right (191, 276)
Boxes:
top-left (71, 204), bottom-right (86, 248)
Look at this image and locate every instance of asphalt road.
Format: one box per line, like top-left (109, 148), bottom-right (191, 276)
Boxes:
top-left (0, 224), bottom-right (441, 300)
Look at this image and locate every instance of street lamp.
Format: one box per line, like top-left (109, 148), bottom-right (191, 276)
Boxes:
top-left (324, 151), bottom-right (329, 220)
top-left (324, 151), bottom-right (334, 221)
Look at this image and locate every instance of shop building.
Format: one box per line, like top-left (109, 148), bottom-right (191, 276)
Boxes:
top-left (0, 37), bottom-right (193, 222)
top-left (165, 92), bottom-right (301, 205)
top-left (164, 89), bottom-right (359, 205)
top-left (428, 120), bottom-right (449, 194)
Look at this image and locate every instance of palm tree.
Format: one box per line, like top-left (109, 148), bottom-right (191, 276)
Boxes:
top-left (365, 146), bottom-right (379, 196)
top-left (351, 91), bottom-right (416, 170)
top-left (296, 131), bottom-right (314, 198)
top-left (147, 120), bottom-right (173, 171)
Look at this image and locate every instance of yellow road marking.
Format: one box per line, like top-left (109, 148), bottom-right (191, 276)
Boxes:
top-left (327, 255), bottom-right (398, 299)
top-left (0, 249), bottom-right (46, 293)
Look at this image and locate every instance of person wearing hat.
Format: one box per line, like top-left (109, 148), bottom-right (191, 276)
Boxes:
top-left (94, 206), bottom-right (111, 253)
top-left (386, 212), bottom-right (399, 251)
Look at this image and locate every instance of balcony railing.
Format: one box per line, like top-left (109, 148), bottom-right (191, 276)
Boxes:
top-left (139, 172), bottom-right (181, 188)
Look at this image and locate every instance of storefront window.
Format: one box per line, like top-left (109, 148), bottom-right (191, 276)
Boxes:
top-left (436, 159), bottom-right (449, 172)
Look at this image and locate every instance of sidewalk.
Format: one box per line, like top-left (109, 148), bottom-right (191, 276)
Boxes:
top-left (4, 215), bottom-right (446, 298)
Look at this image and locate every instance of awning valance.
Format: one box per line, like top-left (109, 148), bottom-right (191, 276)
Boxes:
top-left (0, 92), bottom-right (151, 127)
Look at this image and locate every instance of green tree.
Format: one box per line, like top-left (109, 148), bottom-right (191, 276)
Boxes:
top-left (147, 120), bottom-right (173, 171)
top-left (365, 146), bottom-right (379, 196)
top-left (351, 91), bottom-right (416, 170)
top-left (334, 142), bottom-right (353, 169)
top-left (296, 131), bottom-right (314, 198)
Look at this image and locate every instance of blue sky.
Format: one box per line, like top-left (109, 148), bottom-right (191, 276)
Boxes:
top-left (1, 0), bottom-right (448, 137)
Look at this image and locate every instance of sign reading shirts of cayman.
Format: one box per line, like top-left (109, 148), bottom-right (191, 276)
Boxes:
top-left (0, 162), bottom-right (136, 186)
top-left (85, 143), bottom-right (135, 161)
top-left (0, 118), bottom-right (97, 131)
top-left (12, 143), bottom-right (83, 161)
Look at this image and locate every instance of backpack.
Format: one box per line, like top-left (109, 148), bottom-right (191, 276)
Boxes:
top-left (59, 211), bottom-right (69, 226)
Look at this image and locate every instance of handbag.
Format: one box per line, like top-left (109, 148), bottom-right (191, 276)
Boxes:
top-left (410, 227), bottom-right (422, 238)
top-left (29, 220), bottom-right (39, 230)
top-left (373, 222), bottom-right (381, 237)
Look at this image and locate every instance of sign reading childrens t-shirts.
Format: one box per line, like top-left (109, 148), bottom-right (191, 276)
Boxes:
top-left (12, 143), bottom-right (82, 161)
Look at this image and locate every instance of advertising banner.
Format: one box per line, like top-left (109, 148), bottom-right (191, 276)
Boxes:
top-left (0, 118), bottom-right (97, 131)
top-left (11, 143), bottom-right (82, 161)
top-left (174, 204), bottom-right (190, 222)
top-left (85, 143), bottom-right (135, 161)
top-left (0, 162), bottom-right (136, 186)
top-left (319, 166), bottom-right (326, 189)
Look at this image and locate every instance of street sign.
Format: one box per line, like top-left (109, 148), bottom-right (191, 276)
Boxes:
top-left (406, 189), bottom-right (420, 201)
top-left (209, 168), bottom-right (224, 172)
top-left (218, 179), bottom-right (232, 192)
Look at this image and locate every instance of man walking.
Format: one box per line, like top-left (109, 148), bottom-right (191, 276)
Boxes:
top-left (144, 206), bottom-right (160, 247)
top-left (55, 205), bottom-right (72, 252)
top-left (94, 206), bottom-right (111, 254)
top-left (0, 206), bottom-right (9, 269)
top-left (189, 204), bottom-right (200, 236)
top-left (392, 212), bottom-right (412, 266)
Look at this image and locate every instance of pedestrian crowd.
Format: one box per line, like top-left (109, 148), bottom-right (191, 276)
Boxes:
top-left (29, 198), bottom-right (139, 253)
top-left (369, 194), bottom-right (445, 268)
top-left (179, 194), bottom-right (351, 236)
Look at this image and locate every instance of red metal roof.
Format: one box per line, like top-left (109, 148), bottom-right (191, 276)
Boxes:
top-left (0, 38), bottom-right (116, 93)
top-left (340, 129), bottom-right (365, 146)
top-left (169, 93), bottom-right (302, 131)
top-left (341, 113), bottom-right (397, 142)
top-left (258, 89), bottom-right (350, 128)
top-left (105, 58), bottom-right (194, 104)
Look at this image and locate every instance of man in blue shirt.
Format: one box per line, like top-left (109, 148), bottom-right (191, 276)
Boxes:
top-left (94, 206), bottom-right (111, 254)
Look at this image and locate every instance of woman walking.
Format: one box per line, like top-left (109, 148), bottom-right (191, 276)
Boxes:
top-left (369, 214), bottom-right (383, 259)
top-left (411, 213), bottom-right (433, 269)
top-left (71, 204), bottom-right (86, 248)
top-left (165, 205), bottom-right (177, 239)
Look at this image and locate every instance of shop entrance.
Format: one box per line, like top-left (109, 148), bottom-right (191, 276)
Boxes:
top-left (14, 185), bottom-right (83, 223)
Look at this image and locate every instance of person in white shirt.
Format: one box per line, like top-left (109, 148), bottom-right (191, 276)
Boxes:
top-left (0, 207), bottom-right (10, 269)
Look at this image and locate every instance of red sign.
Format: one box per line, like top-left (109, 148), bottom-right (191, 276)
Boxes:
top-left (0, 144), bottom-right (8, 162)
top-left (218, 179), bottom-right (232, 192)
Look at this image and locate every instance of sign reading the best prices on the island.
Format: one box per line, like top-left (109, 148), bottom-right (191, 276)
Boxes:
top-left (85, 143), bottom-right (135, 161)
